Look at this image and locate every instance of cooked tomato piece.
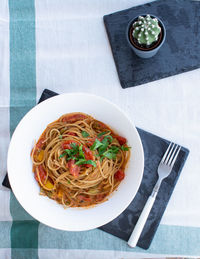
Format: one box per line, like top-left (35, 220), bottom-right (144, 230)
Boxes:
top-left (36, 137), bottom-right (45, 149)
top-left (92, 121), bottom-right (108, 131)
top-left (32, 137), bottom-right (45, 156)
top-left (82, 146), bottom-right (94, 160)
top-left (78, 195), bottom-right (91, 202)
top-left (61, 113), bottom-right (87, 123)
top-left (95, 194), bottom-right (105, 202)
top-left (67, 132), bottom-right (77, 136)
top-left (114, 170), bottom-right (125, 181)
top-left (61, 140), bottom-right (79, 149)
top-left (87, 137), bottom-right (96, 147)
top-left (82, 145), bottom-right (95, 167)
top-left (35, 164), bottom-right (47, 183)
top-left (115, 135), bottom-right (127, 145)
top-left (68, 159), bottom-right (80, 178)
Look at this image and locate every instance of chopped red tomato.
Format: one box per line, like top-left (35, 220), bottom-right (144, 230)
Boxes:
top-left (95, 194), bottom-right (105, 202)
top-left (114, 170), bottom-right (125, 181)
top-left (35, 164), bottom-right (47, 183)
top-left (82, 145), bottom-right (95, 167)
top-left (68, 159), bottom-right (80, 178)
top-left (115, 135), bottom-right (127, 145)
top-left (78, 195), bottom-right (91, 202)
top-left (32, 137), bottom-right (45, 155)
top-left (36, 137), bottom-right (45, 149)
top-left (87, 137), bottom-right (96, 147)
top-left (61, 140), bottom-right (79, 149)
top-left (61, 113), bottom-right (87, 123)
top-left (92, 121), bottom-right (108, 131)
top-left (67, 132), bottom-right (77, 136)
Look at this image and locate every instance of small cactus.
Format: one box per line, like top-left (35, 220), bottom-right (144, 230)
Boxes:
top-left (132, 14), bottom-right (161, 46)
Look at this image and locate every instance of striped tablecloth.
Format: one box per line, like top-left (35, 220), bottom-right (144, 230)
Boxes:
top-left (0, 0), bottom-right (200, 258)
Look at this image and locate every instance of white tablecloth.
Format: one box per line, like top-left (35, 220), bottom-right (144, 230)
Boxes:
top-left (0, 0), bottom-right (200, 258)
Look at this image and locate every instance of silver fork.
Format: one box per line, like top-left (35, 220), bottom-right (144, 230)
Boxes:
top-left (128, 142), bottom-right (181, 248)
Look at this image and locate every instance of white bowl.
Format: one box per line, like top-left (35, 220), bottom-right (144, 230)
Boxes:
top-left (7, 93), bottom-right (144, 231)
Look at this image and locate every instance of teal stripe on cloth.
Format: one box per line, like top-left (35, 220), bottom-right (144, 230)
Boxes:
top-left (11, 221), bottom-right (39, 248)
top-left (9, 0), bottom-right (36, 135)
top-left (11, 249), bottom-right (38, 259)
top-left (38, 224), bottom-right (200, 256)
top-left (9, 0), bottom-right (38, 258)
top-left (0, 221), bottom-right (12, 248)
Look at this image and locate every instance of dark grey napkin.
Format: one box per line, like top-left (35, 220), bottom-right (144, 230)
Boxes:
top-left (104, 0), bottom-right (200, 88)
top-left (100, 129), bottom-right (189, 249)
top-left (3, 89), bottom-right (189, 249)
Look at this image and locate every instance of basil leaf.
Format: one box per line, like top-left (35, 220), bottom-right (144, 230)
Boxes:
top-left (59, 135), bottom-right (63, 139)
top-left (103, 135), bottom-right (113, 143)
top-left (65, 149), bottom-right (72, 155)
top-left (121, 145), bottom-right (131, 151)
top-left (59, 153), bottom-right (67, 159)
top-left (78, 145), bottom-right (85, 159)
top-left (103, 150), bottom-right (117, 160)
top-left (100, 156), bottom-right (104, 162)
top-left (75, 159), bottom-right (86, 165)
top-left (66, 156), bottom-right (77, 161)
top-left (84, 160), bottom-right (97, 167)
top-left (110, 146), bottom-right (119, 152)
top-left (97, 131), bottom-right (109, 137)
top-left (70, 143), bottom-right (78, 150)
top-left (81, 131), bottom-right (90, 138)
top-left (98, 143), bottom-right (108, 155)
top-left (76, 159), bottom-right (96, 167)
top-left (60, 143), bottom-right (80, 160)
top-left (69, 143), bottom-right (79, 155)
top-left (97, 137), bottom-right (109, 155)
top-left (101, 146), bottom-right (120, 160)
top-left (91, 139), bottom-right (103, 150)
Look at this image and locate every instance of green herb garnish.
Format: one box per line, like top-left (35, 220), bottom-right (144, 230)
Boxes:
top-left (59, 143), bottom-right (79, 159)
top-left (78, 145), bottom-right (85, 159)
top-left (104, 135), bottom-right (113, 143)
top-left (59, 143), bottom-right (97, 167)
top-left (59, 135), bottom-right (63, 139)
top-left (97, 137), bottom-right (110, 155)
top-left (101, 146), bottom-right (119, 160)
top-left (102, 151), bottom-right (117, 159)
top-left (76, 159), bottom-right (96, 167)
top-left (91, 139), bottom-right (103, 150)
top-left (81, 131), bottom-right (90, 138)
top-left (97, 131), bottom-right (109, 137)
top-left (121, 145), bottom-right (131, 151)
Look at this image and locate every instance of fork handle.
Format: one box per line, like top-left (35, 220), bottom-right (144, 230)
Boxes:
top-left (128, 195), bottom-right (156, 248)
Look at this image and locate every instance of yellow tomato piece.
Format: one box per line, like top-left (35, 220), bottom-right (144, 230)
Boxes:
top-left (37, 150), bottom-right (44, 162)
top-left (44, 180), bottom-right (54, 189)
top-left (57, 189), bottom-right (63, 198)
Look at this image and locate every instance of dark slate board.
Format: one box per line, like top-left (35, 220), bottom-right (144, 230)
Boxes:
top-left (3, 89), bottom-right (189, 250)
top-left (104, 0), bottom-right (200, 88)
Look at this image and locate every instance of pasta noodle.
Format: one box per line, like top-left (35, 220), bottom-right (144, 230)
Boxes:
top-left (31, 112), bottom-right (130, 208)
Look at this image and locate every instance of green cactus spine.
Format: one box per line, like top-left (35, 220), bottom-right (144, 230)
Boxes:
top-left (132, 15), bottom-right (161, 46)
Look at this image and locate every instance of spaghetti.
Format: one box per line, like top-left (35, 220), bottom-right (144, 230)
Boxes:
top-left (31, 112), bottom-right (130, 208)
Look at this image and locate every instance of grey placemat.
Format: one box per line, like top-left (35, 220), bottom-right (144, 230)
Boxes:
top-left (104, 0), bottom-right (200, 88)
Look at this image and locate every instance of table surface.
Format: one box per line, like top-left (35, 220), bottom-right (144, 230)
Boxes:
top-left (0, 0), bottom-right (200, 258)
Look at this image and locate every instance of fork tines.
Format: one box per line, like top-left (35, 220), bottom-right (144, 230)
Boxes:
top-left (161, 142), bottom-right (181, 168)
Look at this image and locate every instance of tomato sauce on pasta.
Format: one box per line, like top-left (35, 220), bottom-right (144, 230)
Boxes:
top-left (31, 113), bottom-right (130, 208)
